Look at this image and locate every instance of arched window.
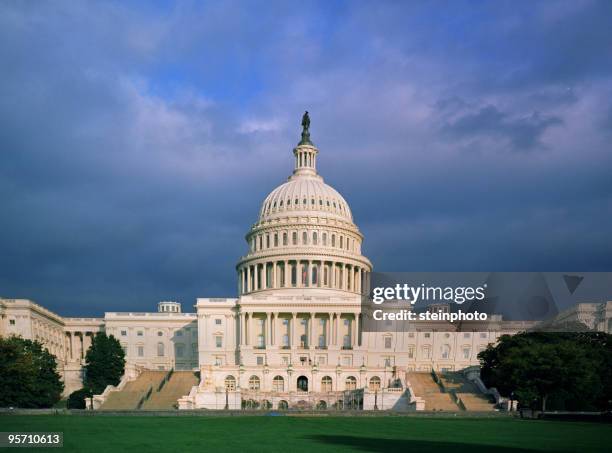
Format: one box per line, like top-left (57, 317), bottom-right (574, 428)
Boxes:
top-left (266, 235), bottom-right (270, 248)
top-left (157, 342), bottom-right (164, 357)
top-left (340, 236), bottom-right (344, 248)
top-left (283, 232), bottom-right (288, 246)
top-left (302, 231), bottom-right (308, 245)
top-left (312, 265), bottom-right (318, 285)
top-left (274, 234), bottom-right (278, 247)
top-left (313, 232), bottom-right (318, 245)
top-left (224, 375), bottom-right (236, 391)
top-left (369, 376), bottom-right (381, 391)
top-left (345, 376), bottom-right (357, 390)
top-left (292, 232), bottom-right (297, 245)
top-left (249, 375), bottom-right (260, 390)
top-left (272, 376), bottom-right (284, 392)
top-left (321, 376), bottom-right (333, 392)
top-left (331, 234), bottom-right (336, 247)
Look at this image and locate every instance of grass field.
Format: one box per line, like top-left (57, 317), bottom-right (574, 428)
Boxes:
top-left (1, 415), bottom-right (611, 452)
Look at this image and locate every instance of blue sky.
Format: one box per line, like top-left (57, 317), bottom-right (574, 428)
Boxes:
top-left (1, 0), bottom-right (611, 316)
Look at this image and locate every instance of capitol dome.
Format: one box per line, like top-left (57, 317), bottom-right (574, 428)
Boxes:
top-left (236, 112), bottom-right (372, 296)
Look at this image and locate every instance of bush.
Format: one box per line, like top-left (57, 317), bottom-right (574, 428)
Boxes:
top-left (67, 388), bottom-right (92, 409)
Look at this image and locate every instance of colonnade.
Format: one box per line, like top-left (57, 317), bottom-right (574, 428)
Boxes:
top-left (238, 260), bottom-right (367, 295)
top-left (238, 312), bottom-right (361, 350)
top-left (64, 331), bottom-right (95, 362)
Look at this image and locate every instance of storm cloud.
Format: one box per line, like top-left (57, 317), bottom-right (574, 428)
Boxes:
top-left (1, 1), bottom-right (611, 316)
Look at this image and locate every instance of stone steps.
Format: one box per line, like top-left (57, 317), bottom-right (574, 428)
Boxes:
top-left (407, 372), bottom-right (459, 411)
top-left (99, 371), bottom-right (166, 410)
top-left (439, 372), bottom-right (497, 411)
top-left (142, 371), bottom-right (199, 410)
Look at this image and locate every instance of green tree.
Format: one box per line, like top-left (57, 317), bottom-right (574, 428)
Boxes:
top-left (84, 332), bottom-right (125, 394)
top-left (0, 336), bottom-right (64, 408)
top-left (479, 332), bottom-right (612, 411)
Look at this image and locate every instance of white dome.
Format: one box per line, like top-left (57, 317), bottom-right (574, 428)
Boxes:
top-left (259, 174), bottom-right (353, 222)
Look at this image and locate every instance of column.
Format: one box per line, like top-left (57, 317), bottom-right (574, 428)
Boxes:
top-left (272, 262), bottom-right (277, 288)
top-left (309, 313), bottom-right (314, 349)
top-left (291, 313), bottom-right (298, 348)
top-left (297, 261), bottom-right (302, 288)
top-left (284, 260), bottom-right (289, 288)
top-left (352, 315), bottom-right (357, 347)
top-left (272, 312), bottom-right (278, 346)
top-left (266, 313), bottom-right (271, 347)
top-left (331, 262), bottom-right (336, 289)
top-left (307, 260), bottom-right (312, 287)
top-left (240, 313), bottom-right (245, 346)
top-left (263, 262), bottom-right (268, 289)
top-left (246, 266), bottom-right (251, 292)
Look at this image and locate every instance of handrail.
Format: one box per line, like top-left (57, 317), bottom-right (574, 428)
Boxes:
top-left (157, 369), bottom-right (174, 392)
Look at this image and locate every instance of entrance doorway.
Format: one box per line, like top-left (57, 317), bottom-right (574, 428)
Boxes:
top-left (297, 375), bottom-right (309, 392)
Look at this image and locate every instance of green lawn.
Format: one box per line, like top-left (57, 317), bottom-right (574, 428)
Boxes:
top-left (0, 415), bottom-right (611, 452)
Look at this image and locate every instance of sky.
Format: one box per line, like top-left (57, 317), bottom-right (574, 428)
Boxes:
top-left (1, 0), bottom-right (611, 316)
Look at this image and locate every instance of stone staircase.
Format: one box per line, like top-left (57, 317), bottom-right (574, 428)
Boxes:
top-left (407, 372), bottom-right (459, 411)
top-left (142, 371), bottom-right (199, 410)
top-left (99, 371), bottom-right (166, 410)
top-left (439, 372), bottom-right (497, 411)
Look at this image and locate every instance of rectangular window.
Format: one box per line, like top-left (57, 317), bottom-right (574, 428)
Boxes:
top-left (384, 337), bottom-right (392, 349)
top-left (215, 336), bottom-right (223, 348)
top-left (138, 346), bottom-right (144, 357)
top-left (463, 348), bottom-right (470, 359)
top-left (408, 347), bottom-right (415, 358)
top-left (192, 343), bottom-right (197, 354)
top-left (137, 331), bottom-right (143, 336)
top-left (342, 356), bottom-right (352, 366)
top-left (384, 357), bottom-right (392, 367)
top-left (424, 333), bottom-right (431, 338)
top-left (9, 319), bottom-right (15, 325)
top-left (215, 356), bottom-right (223, 366)
top-left (463, 332), bottom-right (471, 338)
top-left (317, 356), bottom-right (327, 365)
top-left (281, 356), bottom-right (289, 365)
top-left (215, 318), bottom-right (222, 325)
top-left (176, 330), bottom-right (183, 336)
top-left (121, 330), bottom-right (127, 336)
top-left (256, 356), bottom-right (264, 365)
top-left (480, 332), bottom-right (487, 339)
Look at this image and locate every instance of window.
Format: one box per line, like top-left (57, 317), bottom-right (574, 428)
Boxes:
top-left (274, 234), bottom-right (278, 247)
top-left (176, 330), bottom-right (183, 337)
top-left (331, 235), bottom-right (335, 247)
top-left (9, 319), bottom-right (15, 325)
top-left (292, 232), bottom-right (297, 245)
top-left (224, 375), bottom-right (236, 391)
top-left (422, 346), bottom-right (431, 359)
top-left (313, 232), bottom-right (318, 245)
top-left (137, 331), bottom-right (143, 337)
top-left (138, 346), bottom-right (144, 357)
top-left (283, 233), bottom-right (288, 246)
top-left (369, 376), bottom-right (381, 391)
top-left (215, 356), bottom-right (223, 366)
top-left (424, 333), bottom-right (431, 338)
top-left (121, 330), bottom-right (127, 336)
top-left (441, 344), bottom-right (451, 359)
top-left (480, 332), bottom-right (487, 339)
top-left (463, 332), bottom-right (471, 338)
top-left (408, 332), bottom-right (415, 338)
top-left (343, 335), bottom-right (351, 348)
top-left (266, 235), bottom-right (270, 248)
top-left (345, 376), bottom-right (357, 390)
top-left (384, 357), bottom-right (392, 367)
top-left (176, 343), bottom-right (185, 358)
top-left (384, 337), bottom-right (392, 349)
top-left (272, 376), bottom-right (284, 392)
top-left (281, 356), bottom-right (289, 365)
top-left (157, 331), bottom-right (163, 337)
top-left (157, 342), bottom-right (164, 357)
top-left (215, 336), bottom-right (223, 348)
top-left (122, 346), bottom-right (127, 356)
top-left (256, 356), bottom-right (264, 365)
top-left (317, 356), bottom-right (326, 365)
top-left (321, 376), bottom-right (333, 392)
top-left (249, 375), bottom-right (260, 390)
top-left (215, 318), bottom-right (222, 325)
top-left (342, 356), bottom-right (352, 366)
top-left (192, 343), bottom-right (197, 354)
top-left (463, 347), bottom-right (471, 359)
top-left (283, 334), bottom-right (289, 347)
top-left (302, 231), bottom-right (308, 245)
top-left (408, 346), bottom-right (415, 358)
top-left (318, 335), bottom-right (325, 348)
top-left (322, 233), bottom-right (327, 245)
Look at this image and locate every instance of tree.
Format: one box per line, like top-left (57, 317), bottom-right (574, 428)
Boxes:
top-left (67, 388), bottom-right (92, 409)
top-left (0, 336), bottom-right (64, 408)
top-left (84, 332), bottom-right (125, 394)
top-left (479, 332), bottom-right (612, 411)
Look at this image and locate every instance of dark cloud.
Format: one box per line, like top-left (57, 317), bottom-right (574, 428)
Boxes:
top-left (0, 0), bottom-right (611, 316)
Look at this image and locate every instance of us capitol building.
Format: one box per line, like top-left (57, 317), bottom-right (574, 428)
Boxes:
top-left (2, 114), bottom-right (611, 410)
